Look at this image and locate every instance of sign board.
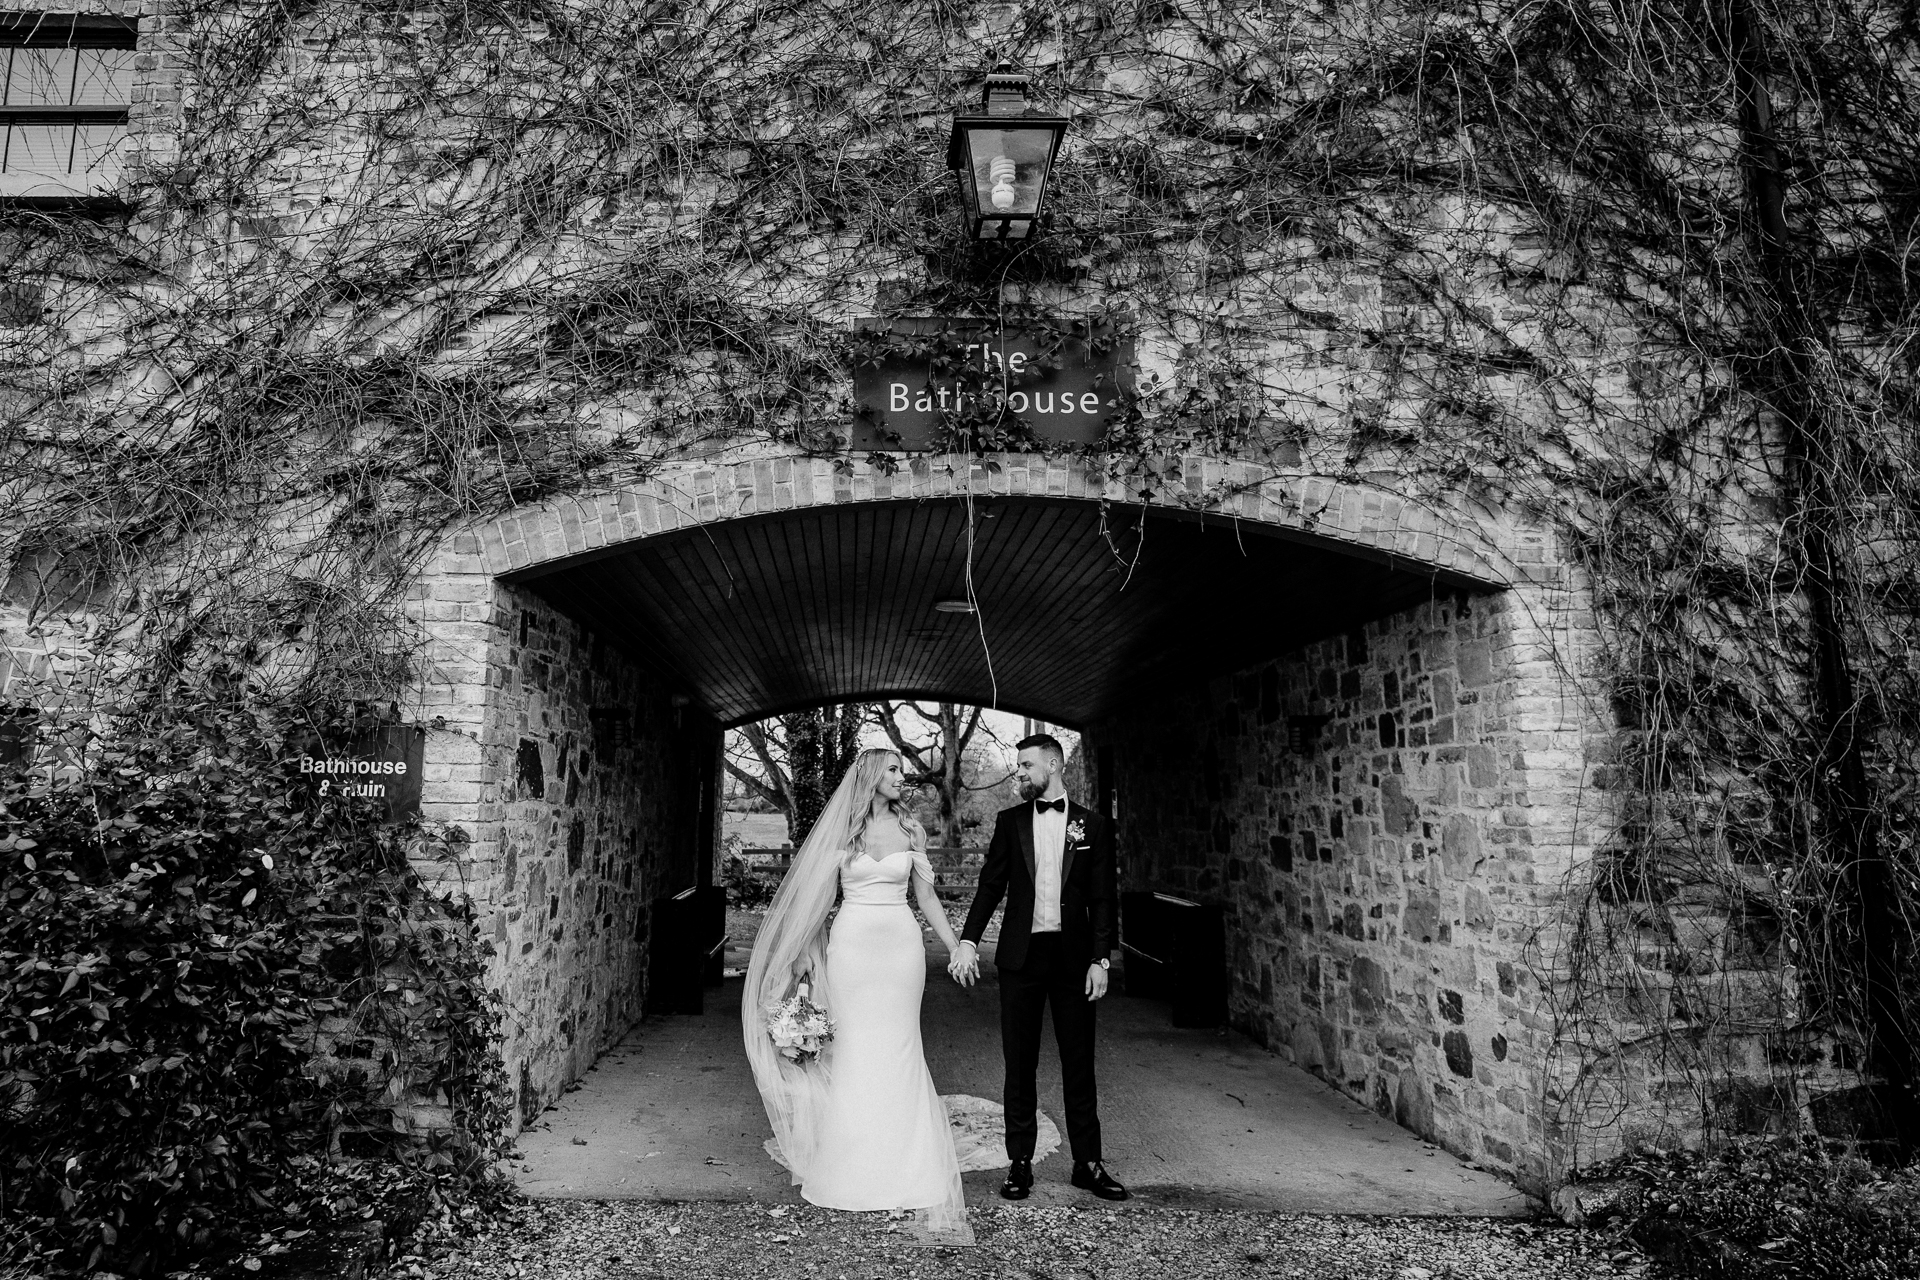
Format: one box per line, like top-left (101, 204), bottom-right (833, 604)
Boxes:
top-left (296, 723), bottom-right (426, 821)
top-left (850, 316), bottom-right (1132, 451)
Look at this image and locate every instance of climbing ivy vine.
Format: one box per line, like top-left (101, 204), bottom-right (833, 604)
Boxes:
top-left (0, 3), bottom-right (1917, 1265)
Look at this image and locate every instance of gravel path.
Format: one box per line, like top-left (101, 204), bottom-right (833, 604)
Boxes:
top-left (409, 1200), bottom-right (1650, 1280)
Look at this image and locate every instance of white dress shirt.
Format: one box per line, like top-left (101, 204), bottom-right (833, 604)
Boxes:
top-left (1031, 797), bottom-right (1068, 933)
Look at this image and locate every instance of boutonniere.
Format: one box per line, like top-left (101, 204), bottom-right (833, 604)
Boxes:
top-left (1066, 818), bottom-right (1087, 845)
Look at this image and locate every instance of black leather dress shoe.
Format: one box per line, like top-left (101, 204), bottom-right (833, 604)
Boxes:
top-left (1000, 1157), bottom-right (1034, 1200)
top-left (1071, 1160), bottom-right (1129, 1201)
top-left (1006, 1159), bottom-right (1036, 1205)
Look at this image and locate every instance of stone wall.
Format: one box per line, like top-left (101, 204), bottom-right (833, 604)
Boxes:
top-left (407, 570), bottom-right (717, 1131)
top-left (1095, 580), bottom-right (1603, 1193)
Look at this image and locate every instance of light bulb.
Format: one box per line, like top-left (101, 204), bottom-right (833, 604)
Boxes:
top-left (988, 155), bottom-right (1017, 210)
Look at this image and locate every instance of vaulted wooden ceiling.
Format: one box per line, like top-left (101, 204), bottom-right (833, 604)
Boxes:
top-left (511, 496), bottom-right (1491, 727)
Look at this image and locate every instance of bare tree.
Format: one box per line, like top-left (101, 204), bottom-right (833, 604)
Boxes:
top-left (723, 705), bottom-right (866, 843)
top-left (870, 702), bottom-right (1011, 846)
top-left (724, 720), bottom-right (794, 817)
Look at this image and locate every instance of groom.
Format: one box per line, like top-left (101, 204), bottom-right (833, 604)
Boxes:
top-left (950, 734), bottom-right (1128, 1202)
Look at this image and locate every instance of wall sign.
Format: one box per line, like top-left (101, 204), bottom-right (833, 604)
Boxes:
top-left (297, 723), bottom-right (426, 820)
top-left (850, 316), bottom-right (1132, 450)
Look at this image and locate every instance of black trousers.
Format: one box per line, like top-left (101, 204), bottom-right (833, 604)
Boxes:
top-left (998, 931), bottom-right (1101, 1164)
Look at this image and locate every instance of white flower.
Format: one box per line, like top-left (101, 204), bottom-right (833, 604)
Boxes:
top-left (765, 989), bottom-right (836, 1064)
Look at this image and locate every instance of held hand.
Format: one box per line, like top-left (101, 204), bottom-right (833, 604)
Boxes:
top-left (1085, 963), bottom-right (1109, 1002)
top-left (948, 942), bottom-right (980, 987)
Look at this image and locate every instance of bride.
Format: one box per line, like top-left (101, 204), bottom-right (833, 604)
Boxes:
top-left (741, 748), bottom-right (974, 1244)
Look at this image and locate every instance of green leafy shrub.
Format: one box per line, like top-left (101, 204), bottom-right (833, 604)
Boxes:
top-left (1580, 1139), bottom-right (1920, 1278)
top-left (0, 695), bottom-right (509, 1277)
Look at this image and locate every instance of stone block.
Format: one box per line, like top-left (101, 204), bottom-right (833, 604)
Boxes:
top-left (1402, 893), bottom-right (1443, 944)
top-left (1351, 955), bottom-right (1391, 1014)
top-left (1439, 814), bottom-right (1484, 877)
top-left (1394, 1072), bottom-right (1435, 1138)
top-left (1466, 745), bottom-right (1501, 787)
top-left (431, 577), bottom-right (493, 604)
top-left (1457, 641), bottom-right (1494, 687)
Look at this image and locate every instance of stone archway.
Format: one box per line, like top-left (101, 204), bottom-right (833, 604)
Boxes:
top-left (401, 449), bottom-right (1600, 1190)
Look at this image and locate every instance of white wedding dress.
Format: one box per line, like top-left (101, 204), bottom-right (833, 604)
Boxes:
top-left (797, 847), bottom-right (965, 1215)
top-left (744, 764), bottom-right (990, 1246)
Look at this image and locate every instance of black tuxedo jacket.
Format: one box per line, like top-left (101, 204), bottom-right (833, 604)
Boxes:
top-left (961, 798), bottom-right (1117, 972)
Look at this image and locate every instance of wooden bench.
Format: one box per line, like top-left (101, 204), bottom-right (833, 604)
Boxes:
top-left (645, 885), bottom-right (728, 1015)
top-left (742, 845), bottom-right (988, 905)
top-left (1120, 890), bottom-right (1227, 1027)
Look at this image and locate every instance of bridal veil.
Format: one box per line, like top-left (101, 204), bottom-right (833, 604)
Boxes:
top-left (741, 770), bottom-right (853, 1186)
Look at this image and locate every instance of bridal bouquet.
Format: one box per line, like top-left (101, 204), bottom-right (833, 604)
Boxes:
top-left (765, 981), bottom-right (835, 1064)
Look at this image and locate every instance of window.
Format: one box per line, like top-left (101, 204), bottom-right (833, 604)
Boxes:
top-left (1, 14), bottom-right (138, 199)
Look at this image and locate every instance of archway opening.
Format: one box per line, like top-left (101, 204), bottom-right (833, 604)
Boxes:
top-left (435, 471), bottom-right (1548, 1194)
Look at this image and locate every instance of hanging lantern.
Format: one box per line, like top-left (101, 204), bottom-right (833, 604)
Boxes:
top-left (946, 64), bottom-right (1069, 242)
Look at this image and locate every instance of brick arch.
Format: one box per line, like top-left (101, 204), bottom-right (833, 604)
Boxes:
top-left (402, 452), bottom-right (1605, 1178)
top-left (435, 452), bottom-right (1514, 587)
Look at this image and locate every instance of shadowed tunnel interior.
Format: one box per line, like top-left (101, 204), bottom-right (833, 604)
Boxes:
top-left (479, 489), bottom-right (1547, 1193)
top-left (507, 496), bottom-right (1488, 725)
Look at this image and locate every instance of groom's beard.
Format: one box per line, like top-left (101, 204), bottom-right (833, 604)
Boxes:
top-left (1017, 779), bottom-right (1046, 802)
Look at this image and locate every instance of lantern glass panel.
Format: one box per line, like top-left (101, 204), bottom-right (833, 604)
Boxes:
top-left (960, 124), bottom-right (1054, 218)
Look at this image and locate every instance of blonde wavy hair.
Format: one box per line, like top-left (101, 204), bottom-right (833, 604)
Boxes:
top-left (842, 747), bottom-right (926, 853)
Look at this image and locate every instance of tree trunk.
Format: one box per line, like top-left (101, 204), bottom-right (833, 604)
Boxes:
top-left (937, 704), bottom-right (967, 845)
top-left (873, 701), bottom-right (983, 846)
top-left (781, 704), bottom-right (865, 844)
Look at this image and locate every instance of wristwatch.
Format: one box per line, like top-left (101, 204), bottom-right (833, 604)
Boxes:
top-left (1095, 958), bottom-right (1111, 970)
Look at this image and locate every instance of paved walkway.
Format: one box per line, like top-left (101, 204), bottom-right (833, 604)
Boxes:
top-left (511, 938), bottom-right (1536, 1216)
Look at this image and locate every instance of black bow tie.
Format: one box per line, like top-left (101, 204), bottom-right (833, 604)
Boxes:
top-left (1035, 798), bottom-right (1067, 813)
